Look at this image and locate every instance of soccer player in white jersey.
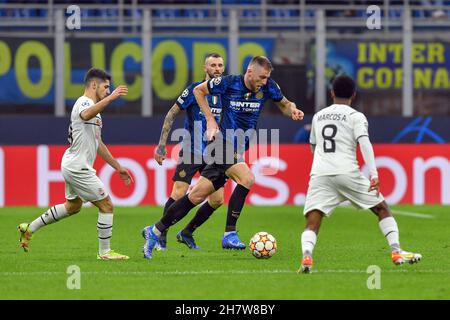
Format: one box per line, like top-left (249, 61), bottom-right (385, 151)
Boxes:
top-left (17, 68), bottom-right (133, 260)
top-left (299, 75), bottom-right (421, 273)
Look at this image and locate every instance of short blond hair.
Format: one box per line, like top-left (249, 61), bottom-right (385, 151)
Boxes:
top-left (249, 56), bottom-right (273, 71)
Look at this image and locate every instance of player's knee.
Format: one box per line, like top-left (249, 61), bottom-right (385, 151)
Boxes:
top-left (240, 173), bottom-right (255, 189)
top-left (65, 200), bottom-right (82, 215)
top-left (304, 210), bottom-right (323, 233)
top-left (188, 192), bottom-right (207, 205)
top-left (104, 202), bottom-right (114, 213)
top-left (98, 198), bottom-right (114, 213)
top-left (208, 197), bottom-right (224, 209)
top-left (171, 187), bottom-right (188, 200)
top-left (371, 201), bottom-right (391, 220)
top-left (171, 182), bottom-right (189, 200)
top-left (67, 206), bottom-right (81, 215)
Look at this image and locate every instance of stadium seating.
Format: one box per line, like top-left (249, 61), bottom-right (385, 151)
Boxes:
top-left (1, 0), bottom-right (449, 25)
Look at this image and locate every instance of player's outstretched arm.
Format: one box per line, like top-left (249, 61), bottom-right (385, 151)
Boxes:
top-left (193, 81), bottom-right (218, 141)
top-left (80, 85), bottom-right (128, 121)
top-left (275, 97), bottom-right (304, 121)
top-left (97, 140), bottom-right (133, 186)
top-left (155, 103), bottom-right (181, 165)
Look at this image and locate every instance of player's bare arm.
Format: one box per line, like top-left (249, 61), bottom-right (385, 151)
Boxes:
top-left (97, 140), bottom-right (133, 186)
top-left (193, 81), bottom-right (218, 141)
top-left (275, 97), bottom-right (304, 121)
top-left (155, 103), bottom-right (182, 165)
top-left (80, 85), bottom-right (128, 121)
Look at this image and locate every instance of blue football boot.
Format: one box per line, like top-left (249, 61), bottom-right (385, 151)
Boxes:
top-left (222, 231), bottom-right (246, 250)
top-left (142, 225), bottom-right (159, 259)
top-left (155, 231), bottom-right (167, 251)
top-left (176, 231), bottom-right (200, 250)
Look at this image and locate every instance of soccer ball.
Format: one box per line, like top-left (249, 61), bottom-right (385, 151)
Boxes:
top-left (249, 231), bottom-right (277, 259)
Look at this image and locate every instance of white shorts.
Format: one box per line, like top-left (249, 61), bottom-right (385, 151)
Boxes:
top-left (61, 167), bottom-right (109, 203)
top-left (303, 172), bottom-right (384, 217)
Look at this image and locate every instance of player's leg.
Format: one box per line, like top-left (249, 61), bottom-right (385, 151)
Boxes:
top-left (18, 197), bottom-right (82, 252)
top-left (298, 175), bottom-right (341, 273)
top-left (157, 154), bottom-right (203, 250)
top-left (66, 171), bottom-right (128, 260)
top-left (18, 172), bottom-right (82, 252)
top-left (169, 181), bottom-right (190, 208)
top-left (177, 187), bottom-right (225, 250)
top-left (157, 181), bottom-right (190, 251)
top-left (299, 209), bottom-right (325, 273)
top-left (185, 187), bottom-right (224, 235)
top-left (27, 198), bottom-right (82, 233)
top-left (336, 172), bottom-right (421, 265)
top-left (222, 162), bottom-right (255, 249)
top-left (142, 176), bottom-right (216, 259)
top-left (91, 196), bottom-right (128, 260)
top-left (370, 201), bottom-right (422, 265)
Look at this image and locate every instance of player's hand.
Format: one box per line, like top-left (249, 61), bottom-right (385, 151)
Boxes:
top-left (291, 107), bottom-right (304, 121)
top-left (206, 118), bottom-right (219, 141)
top-left (154, 145), bottom-right (167, 165)
top-left (110, 85), bottom-right (128, 101)
top-left (117, 167), bottom-right (134, 186)
top-left (368, 176), bottom-right (380, 197)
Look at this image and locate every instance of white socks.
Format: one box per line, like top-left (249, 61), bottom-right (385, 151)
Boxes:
top-left (29, 204), bottom-right (70, 232)
top-left (379, 217), bottom-right (401, 252)
top-left (97, 213), bottom-right (113, 255)
top-left (301, 230), bottom-right (317, 257)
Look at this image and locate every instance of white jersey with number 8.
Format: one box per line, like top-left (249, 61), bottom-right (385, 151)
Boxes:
top-left (309, 104), bottom-right (369, 177)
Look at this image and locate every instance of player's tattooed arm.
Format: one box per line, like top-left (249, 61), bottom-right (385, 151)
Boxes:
top-left (275, 97), bottom-right (304, 121)
top-left (155, 103), bottom-right (181, 165)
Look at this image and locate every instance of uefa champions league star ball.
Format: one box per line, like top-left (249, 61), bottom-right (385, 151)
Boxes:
top-left (249, 231), bottom-right (277, 259)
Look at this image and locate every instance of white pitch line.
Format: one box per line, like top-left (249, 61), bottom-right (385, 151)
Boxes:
top-left (0, 270), bottom-right (292, 277)
top-left (1, 269), bottom-right (448, 277)
top-left (392, 210), bottom-right (434, 219)
top-left (346, 206), bottom-right (434, 219)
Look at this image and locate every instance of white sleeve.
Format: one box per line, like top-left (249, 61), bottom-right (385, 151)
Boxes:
top-left (352, 112), bottom-right (369, 140)
top-left (358, 135), bottom-right (378, 178)
top-left (78, 99), bottom-right (93, 118)
top-left (309, 115), bottom-right (317, 146)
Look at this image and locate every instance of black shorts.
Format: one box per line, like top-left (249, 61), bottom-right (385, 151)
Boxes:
top-left (172, 151), bottom-right (206, 184)
top-left (200, 164), bottom-right (229, 191)
top-left (201, 139), bottom-right (244, 190)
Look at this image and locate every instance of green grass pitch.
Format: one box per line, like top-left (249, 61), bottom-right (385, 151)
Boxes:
top-left (0, 205), bottom-right (449, 299)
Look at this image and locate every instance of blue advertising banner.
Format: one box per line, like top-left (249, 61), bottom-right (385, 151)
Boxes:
top-left (308, 40), bottom-right (450, 92)
top-left (0, 37), bottom-right (274, 111)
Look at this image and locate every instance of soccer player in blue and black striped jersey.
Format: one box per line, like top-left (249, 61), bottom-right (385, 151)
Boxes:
top-left (152, 53), bottom-right (225, 251)
top-left (143, 56), bottom-right (304, 259)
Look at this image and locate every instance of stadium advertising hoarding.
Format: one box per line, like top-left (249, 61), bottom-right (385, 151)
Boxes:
top-left (309, 40), bottom-right (450, 91)
top-left (1, 144), bottom-right (448, 207)
top-left (0, 115), bottom-right (449, 145)
top-left (0, 37), bottom-right (273, 111)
